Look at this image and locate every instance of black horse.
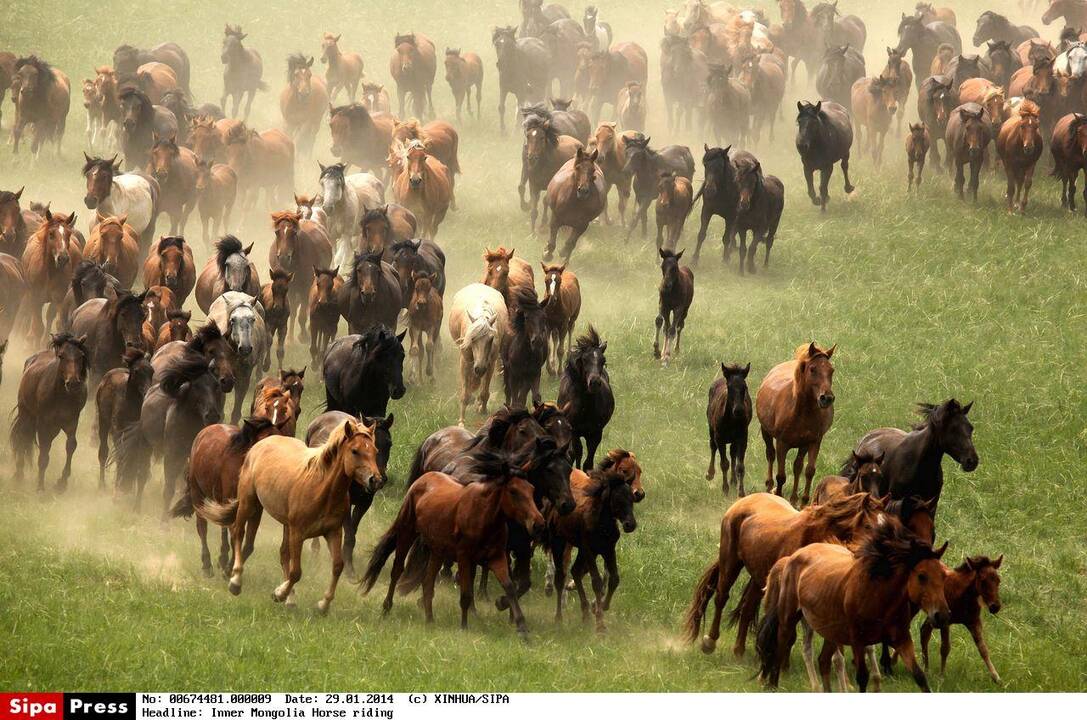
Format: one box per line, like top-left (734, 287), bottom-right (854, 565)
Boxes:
top-left (692, 144), bottom-right (738, 265)
top-left (623, 134), bottom-right (694, 240)
top-left (322, 325), bottom-right (406, 417)
top-left (705, 362), bottom-right (752, 495)
top-left (815, 46), bottom-right (866, 109)
top-left (557, 325), bottom-right (614, 469)
top-left (389, 239), bottom-right (446, 303)
top-left (795, 100), bottom-right (855, 211)
top-left (339, 251), bottom-right (402, 334)
top-left (501, 286), bottom-right (550, 408)
top-left (731, 152), bottom-right (784, 276)
top-left (118, 87), bottom-right (178, 170)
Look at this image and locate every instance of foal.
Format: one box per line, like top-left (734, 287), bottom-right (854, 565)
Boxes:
top-left (406, 271), bottom-right (442, 382)
top-left (906, 122), bottom-right (930, 190)
top-left (920, 554), bottom-right (1004, 683)
top-left (260, 268), bottom-right (292, 370)
top-left (705, 362), bottom-right (752, 495)
top-left (653, 248), bottom-right (694, 365)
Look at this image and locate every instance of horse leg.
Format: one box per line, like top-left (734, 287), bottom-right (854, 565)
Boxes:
top-left (1005, 171), bottom-right (1016, 212)
top-left (893, 637), bottom-right (930, 692)
top-left (197, 515), bottom-right (213, 577)
top-left (867, 646), bottom-right (883, 691)
top-left (920, 619), bottom-right (933, 669)
top-left (852, 644), bottom-right (871, 692)
top-left (803, 163), bottom-right (818, 205)
top-left (801, 442), bottom-right (820, 506)
top-left (231, 368), bottom-right (251, 425)
top-left (801, 621), bottom-right (821, 692)
top-left (761, 428), bottom-right (775, 492)
top-left (1020, 165), bottom-right (1035, 214)
top-left (584, 553), bottom-right (607, 633)
top-left (381, 531), bottom-right (412, 615)
top-left (218, 528), bottom-right (230, 578)
top-left (970, 157), bottom-right (982, 203)
top-left (584, 428), bottom-right (602, 470)
top-left (497, 88), bottom-right (507, 134)
top-left (550, 539), bottom-right (567, 621)
top-left (706, 426), bottom-right (718, 482)
top-left (818, 165), bottom-right (832, 211)
top-left (733, 582), bottom-right (761, 657)
top-left (653, 305), bottom-right (663, 359)
top-left (832, 648), bottom-right (852, 691)
top-left (818, 640), bottom-right (838, 692)
top-left (35, 426), bottom-right (57, 493)
top-left (560, 226), bottom-right (586, 262)
top-left (788, 444), bottom-right (806, 506)
top-left (227, 495), bottom-right (256, 595)
top-left (275, 526), bottom-right (294, 604)
top-left (421, 553), bottom-right (442, 624)
top-left (316, 528), bottom-right (344, 615)
top-left (97, 421), bottom-right (110, 491)
top-left (241, 506), bottom-right (262, 561)
top-left (601, 545), bottom-right (619, 612)
top-left (954, 159), bottom-right (966, 200)
top-left (733, 437), bottom-right (747, 496)
top-left (489, 554), bottom-right (529, 637)
top-left (544, 215), bottom-right (560, 261)
top-left (773, 439), bottom-right (789, 497)
top-left (969, 621), bottom-right (1001, 683)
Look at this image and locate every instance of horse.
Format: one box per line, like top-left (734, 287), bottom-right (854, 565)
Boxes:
top-left (322, 326), bottom-right (407, 417)
top-left (756, 520), bottom-right (950, 692)
top-left (654, 172), bottom-right (693, 253)
top-left (740, 53), bottom-right (786, 143)
top-left (816, 46), bottom-right (865, 110)
top-left (305, 411), bottom-right (394, 580)
top-left (958, 78), bottom-right (1006, 137)
top-left (391, 139), bottom-right (453, 239)
top-left (82, 78), bottom-right (107, 150)
top-left (482, 246), bottom-right (535, 308)
top-left (660, 35), bottom-right (709, 132)
top-left (148, 135), bottom-right (197, 235)
top-left (704, 64), bottom-right (751, 146)
top-left (142, 236), bottom-right (195, 305)
top-left (21, 209), bottom-right (83, 344)
top-left (1015, 38), bottom-right (1057, 67)
top-left (319, 162), bottom-right (381, 267)
top-left (68, 289), bottom-right (148, 386)
top-left (946, 103), bottom-right (992, 202)
top-left (152, 319), bottom-right (237, 398)
top-left (984, 40), bottom-right (1021, 90)
top-left (280, 54), bottom-right (329, 159)
top-left (896, 15), bottom-right (963, 90)
top-left (705, 363), bottom-right (752, 495)
top-left (171, 415), bottom-right (291, 577)
top-left (1051, 112), bottom-right (1087, 213)
top-left (544, 147), bottom-right (605, 261)
top-left (85, 213), bottom-right (139, 288)
top-left (221, 25), bottom-right (264, 120)
top-left (94, 347), bottom-right (153, 491)
top-left (154, 309), bottom-right (192, 351)
top-left (361, 444), bottom-right (546, 636)
top-left (10, 333), bottom-right (89, 492)
top-left (918, 75), bottom-right (957, 166)
top-left (114, 42), bottom-right (191, 97)
top-left (520, 0), bottom-right (571, 37)
top-left (653, 248), bottom-right (694, 365)
top-left (731, 152), bottom-right (784, 275)
top-left (795, 101), bottom-right (855, 211)
top-left (492, 26), bottom-right (552, 133)
top-left (309, 268), bottom-right (343, 367)
top-left (188, 115), bottom-right (238, 163)
top-left (389, 239), bottom-right (446, 302)
top-left (389, 118), bottom-right (461, 180)
top-left (851, 75), bottom-right (899, 166)
top-left (159, 90), bottom-right (194, 145)
top-left (540, 18), bottom-right (587, 100)
top-left (974, 11), bottom-right (1038, 48)
top-left (444, 49), bottom-right (483, 121)
top-left (583, 43), bottom-right (648, 123)
top-left (996, 99), bottom-right (1043, 213)
top-left (339, 251), bottom-right (402, 335)
top-left (520, 113), bottom-right (583, 233)
top-left (360, 83), bottom-right (392, 114)
top-left (390, 33), bottom-right (437, 119)
top-left (321, 33), bottom-right (364, 102)
top-left (583, 5), bottom-right (612, 51)
top-left (947, 54), bottom-right (985, 95)
top-left (624, 135), bottom-right (695, 241)
top-left (683, 491), bottom-right (885, 660)
top-left (756, 342), bottom-right (836, 506)
top-left (260, 270), bottom-right (292, 370)
top-left (253, 367), bottom-right (306, 423)
top-left (118, 87), bottom-right (177, 170)
top-left (692, 144), bottom-right (738, 264)
top-left (406, 271), bottom-right (442, 383)
top-left (810, 1), bottom-right (867, 52)
top-left (539, 263), bottom-right (580, 375)
top-left (224, 124), bottom-right (295, 209)
top-left (881, 48), bottom-right (915, 136)
top-left (11, 56), bottom-right (70, 157)
top-left (916, 2), bottom-right (956, 26)
top-left (775, 0), bottom-right (822, 84)
top-left (557, 325), bottom-right (613, 469)
top-left (208, 291), bottom-right (270, 424)
top-left (270, 210), bottom-right (333, 342)
top-left (547, 458), bottom-right (638, 632)
top-left (82, 155), bottom-right (159, 251)
top-left (845, 399), bottom-right (978, 511)
top-left (448, 283), bottom-right (508, 425)
top-left (919, 555), bottom-right (1004, 684)
top-left (906, 122), bottom-right (931, 189)
top-left (57, 260), bottom-right (120, 332)
top-left (194, 160), bottom-right (236, 248)
top-left (200, 418), bottom-right (382, 613)
top-left (133, 62), bottom-right (178, 105)
top-left (0, 187), bottom-right (38, 257)
top-left (0, 253), bottom-right (27, 350)
top-left (139, 284), bottom-right (175, 334)
top-left (501, 286), bottom-right (550, 409)
top-left (1043, 0), bottom-right (1087, 29)
top-left (195, 235), bottom-right (260, 314)
top-left (588, 123), bottom-right (633, 225)
top-left (328, 103), bottom-right (397, 173)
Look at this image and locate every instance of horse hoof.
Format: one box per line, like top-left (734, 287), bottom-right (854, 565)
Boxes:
top-left (228, 580), bottom-right (242, 596)
top-left (701, 636), bottom-right (716, 654)
top-left (202, 566), bottom-right (214, 579)
top-left (495, 596), bottom-right (509, 611)
top-left (316, 600), bottom-right (330, 615)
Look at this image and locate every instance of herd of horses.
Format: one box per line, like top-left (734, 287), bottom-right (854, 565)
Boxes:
top-left (0, 0), bottom-right (1042, 693)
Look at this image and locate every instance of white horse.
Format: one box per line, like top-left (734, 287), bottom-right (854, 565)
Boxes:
top-left (318, 163), bottom-right (385, 279)
top-left (208, 291), bottom-right (269, 424)
top-left (1055, 41), bottom-right (1087, 79)
top-left (82, 154), bottom-right (158, 246)
top-left (447, 283), bottom-right (508, 426)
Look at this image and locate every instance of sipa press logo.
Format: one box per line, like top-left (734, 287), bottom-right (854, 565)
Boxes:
top-left (2, 694), bottom-right (63, 720)
top-left (1, 694), bottom-right (135, 720)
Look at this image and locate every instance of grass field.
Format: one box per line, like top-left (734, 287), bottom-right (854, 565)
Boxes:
top-left (1, 0), bottom-right (1085, 692)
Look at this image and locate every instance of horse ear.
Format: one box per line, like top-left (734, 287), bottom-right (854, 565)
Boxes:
top-left (560, 400), bottom-right (573, 415)
top-left (318, 161), bottom-right (327, 174)
top-left (243, 243), bottom-right (254, 255)
top-left (720, 362), bottom-right (727, 377)
top-left (807, 341), bottom-right (818, 357)
top-left (342, 419), bottom-right (356, 438)
top-left (658, 247), bottom-right (667, 259)
top-left (826, 343), bottom-right (836, 358)
top-left (589, 148), bottom-right (599, 162)
top-left (396, 329), bottom-right (407, 343)
top-left (962, 400), bottom-right (973, 415)
top-left (742, 362), bottom-right (750, 378)
top-left (307, 57), bottom-right (314, 67)
top-left (675, 249), bottom-right (684, 261)
top-left (796, 100), bottom-right (804, 113)
top-left (814, 100), bottom-right (822, 113)
top-left (934, 541), bottom-right (949, 558)
top-left (992, 554), bottom-right (1003, 568)
top-left (83, 152), bottom-right (92, 165)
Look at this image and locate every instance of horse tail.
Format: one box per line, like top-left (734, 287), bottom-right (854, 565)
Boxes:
top-left (195, 499), bottom-right (239, 526)
top-left (359, 493), bottom-right (417, 594)
top-left (727, 577), bottom-right (760, 628)
top-left (692, 181), bottom-right (706, 207)
top-left (112, 419), bottom-right (150, 493)
top-left (406, 443), bottom-right (428, 486)
top-left (681, 559), bottom-right (719, 643)
top-left (169, 462), bottom-right (195, 519)
top-left (9, 405), bottom-right (35, 458)
top-left (755, 561), bottom-right (786, 684)
top-left (396, 539), bottom-right (431, 596)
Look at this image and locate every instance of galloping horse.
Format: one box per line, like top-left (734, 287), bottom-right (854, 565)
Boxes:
top-left (221, 25), bottom-right (264, 120)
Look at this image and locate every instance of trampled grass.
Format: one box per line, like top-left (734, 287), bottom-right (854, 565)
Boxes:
top-left (0, 0), bottom-right (1085, 692)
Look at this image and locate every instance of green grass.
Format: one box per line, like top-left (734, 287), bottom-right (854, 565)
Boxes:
top-left (1, 0), bottom-right (1086, 692)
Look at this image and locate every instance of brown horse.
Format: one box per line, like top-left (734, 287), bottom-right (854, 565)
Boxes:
top-left (540, 263), bottom-right (580, 376)
top-left (996, 99), bottom-right (1043, 213)
top-left (1051, 112), bottom-right (1087, 213)
top-left (583, 42), bottom-right (649, 122)
top-left (260, 269), bottom-right (293, 370)
top-left (148, 135), bottom-right (197, 235)
top-left (881, 48), bottom-right (914, 135)
top-left (270, 210), bottom-right (333, 342)
top-left (392, 139), bottom-right (452, 240)
top-left (224, 124), bottom-right (295, 208)
top-left (94, 347), bottom-right (153, 491)
top-left (321, 33), bottom-right (364, 102)
top-left (946, 103), bottom-right (992, 202)
top-left (200, 418), bottom-right (382, 613)
top-left (406, 271), bottom-right (443, 383)
top-left (388, 118), bottom-right (461, 179)
top-left (812, 450), bottom-right (885, 504)
top-left (520, 114), bottom-right (584, 233)
top-left (171, 416), bottom-right (291, 577)
top-left (756, 520), bottom-right (950, 692)
top-left (253, 368), bottom-right (306, 421)
top-left (189, 115), bottom-right (240, 163)
top-left (544, 147), bottom-right (605, 261)
top-left (851, 75), bottom-right (898, 165)
top-left (653, 248), bottom-right (694, 365)
top-left (390, 32), bottom-right (437, 118)
top-left (360, 82), bottom-right (393, 114)
top-left (142, 236), bottom-right (196, 305)
top-left (920, 554), bottom-right (1004, 683)
top-left (655, 171), bottom-right (693, 251)
top-left (0, 187), bottom-right (38, 257)
top-left (683, 491), bottom-right (886, 658)
top-left (906, 122), bottom-right (931, 189)
top-left (328, 103), bottom-right (397, 173)
top-left (250, 383), bottom-right (299, 437)
top-left (482, 246), bottom-right (535, 308)
top-left (11, 333), bottom-right (89, 492)
top-left (360, 204), bottom-right (417, 257)
top-left (589, 123), bottom-right (633, 225)
top-left (68, 289), bottom-right (149, 385)
top-left (141, 285), bottom-right (177, 334)
top-left (361, 446), bottom-right (546, 636)
top-left (0, 252), bottom-right (28, 351)
top-left (85, 213), bottom-right (139, 288)
top-left (11, 56), bottom-right (70, 156)
top-left (444, 49), bottom-right (483, 121)
top-left (22, 209), bottom-right (83, 343)
top-left (308, 267), bottom-right (342, 367)
top-left (756, 342), bottom-right (836, 505)
top-left (281, 54), bottom-right (329, 158)
top-left (155, 309), bottom-right (192, 351)
top-left (221, 25), bottom-right (264, 120)
top-left (194, 160), bottom-right (237, 248)
top-left (617, 81), bottom-right (646, 131)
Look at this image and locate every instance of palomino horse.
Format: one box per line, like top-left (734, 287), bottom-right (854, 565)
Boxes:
top-left (208, 291), bottom-right (270, 424)
top-left (544, 147), bottom-right (605, 262)
top-left (82, 154), bottom-right (158, 251)
top-left (201, 418), bottom-right (383, 614)
top-left (756, 342), bottom-right (836, 505)
top-left (11, 333), bottom-right (90, 492)
top-left (281, 54), bottom-right (329, 158)
top-left (705, 362), bottom-right (752, 495)
top-left (11, 56), bottom-right (70, 157)
top-left (195, 235), bottom-right (260, 314)
top-left (448, 283), bottom-right (508, 425)
top-left (392, 139), bottom-right (452, 240)
top-left (321, 33), bottom-right (364, 102)
top-left (539, 263), bottom-right (580, 376)
top-left (95, 348), bottom-right (153, 491)
top-left (22, 209), bottom-right (83, 344)
top-left (557, 325), bottom-right (614, 469)
top-left (221, 25), bottom-right (264, 120)
top-left (390, 33), bottom-right (437, 119)
top-left (683, 491), bottom-right (885, 659)
top-left (85, 213), bottom-right (139, 288)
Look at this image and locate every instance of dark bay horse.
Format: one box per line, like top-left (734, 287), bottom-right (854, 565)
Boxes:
top-left (917, 74), bottom-right (956, 166)
top-left (501, 286), bottom-right (550, 408)
top-left (95, 347), bottom-right (153, 491)
top-left (118, 87), bottom-right (177, 170)
top-left (705, 362), bottom-right (752, 495)
top-left (896, 15), bottom-right (962, 89)
top-left (221, 25), bottom-right (264, 120)
top-left (692, 144), bottom-right (738, 265)
top-left (623, 135), bottom-right (694, 241)
top-left (339, 251), bottom-right (402, 335)
top-left (731, 153), bottom-right (784, 275)
top-left (68, 289), bottom-right (148, 386)
top-left (795, 100), bottom-right (855, 211)
top-left (322, 326), bottom-right (406, 417)
top-left (653, 248), bottom-right (694, 365)
top-left (493, 26), bottom-right (551, 133)
top-left (308, 267), bottom-right (342, 367)
top-left (557, 325), bottom-right (614, 469)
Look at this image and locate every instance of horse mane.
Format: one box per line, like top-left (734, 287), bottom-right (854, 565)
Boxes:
top-left (310, 418), bottom-right (373, 475)
top-left (522, 113), bottom-right (559, 144)
top-left (118, 86), bottom-right (152, 116)
top-left (330, 103), bottom-right (375, 131)
top-left (886, 495), bottom-right (932, 525)
top-left (286, 52), bottom-right (309, 81)
top-left (362, 207), bottom-right (391, 230)
top-left (571, 324), bottom-right (604, 357)
top-left (110, 290), bottom-right (144, 319)
top-left (809, 491), bottom-right (878, 526)
top-left (532, 401), bottom-right (565, 425)
top-left (794, 341), bottom-right (832, 362)
top-left (270, 210), bottom-right (300, 227)
top-left (215, 235), bottom-right (244, 278)
top-left (166, 308), bottom-right (191, 321)
top-left (855, 518), bottom-right (939, 579)
top-left (955, 555), bottom-right (998, 573)
top-left (15, 56), bottom-right (57, 97)
top-left (596, 448), bottom-right (634, 474)
top-left (395, 118), bottom-right (429, 144)
top-left (389, 239), bottom-right (419, 257)
top-left (1017, 99), bottom-right (1041, 118)
top-left (188, 321), bottom-right (224, 353)
top-left (459, 302), bottom-right (499, 349)
top-left (509, 285), bottom-right (542, 322)
top-left (225, 24), bottom-right (245, 38)
top-left (82, 155), bottom-right (118, 177)
top-left (70, 260), bottom-right (105, 294)
top-left (157, 344), bottom-right (212, 398)
top-left (230, 416), bottom-right (277, 453)
top-left (156, 236), bottom-right (185, 255)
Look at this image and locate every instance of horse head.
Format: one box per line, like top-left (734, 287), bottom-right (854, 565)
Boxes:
top-left (795, 341), bottom-right (836, 409)
top-left (82, 154), bottom-right (120, 209)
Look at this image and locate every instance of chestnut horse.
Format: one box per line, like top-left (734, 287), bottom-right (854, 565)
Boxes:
top-left (281, 54), bottom-right (329, 158)
top-left (656, 171), bottom-right (693, 251)
top-left (321, 33), bottom-right (364, 102)
top-left (390, 33), bottom-right (437, 118)
top-left (996, 99), bottom-right (1043, 213)
top-left (142, 236), bottom-right (195, 305)
top-left (308, 267), bottom-right (342, 367)
top-left (544, 147), bottom-right (605, 261)
top-left (85, 213), bottom-right (139, 288)
top-left (482, 246), bottom-right (535, 308)
top-left (199, 418), bottom-right (383, 614)
top-left (22, 209), bottom-right (83, 343)
top-left (1051, 112), bottom-right (1087, 213)
top-left (406, 271), bottom-right (443, 383)
top-left (444, 49), bottom-right (483, 121)
top-left (756, 342), bottom-right (836, 505)
top-left (392, 139), bottom-right (452, 240)
top-left (270, 210), bottom-right (333, 341)
top-left (224, 124), bottom-right (295, 209)
top-left (155, 309), bottom-right (192, 351)
top-left (388, 118), bottom-right (461, 180)
top-left (260, 269), bottom-right (292, 370)
top-left (540, 263), bottom-right (580, 375)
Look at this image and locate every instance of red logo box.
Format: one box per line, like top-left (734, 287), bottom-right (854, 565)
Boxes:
top-left (0, 694), bottom-right (64, 720)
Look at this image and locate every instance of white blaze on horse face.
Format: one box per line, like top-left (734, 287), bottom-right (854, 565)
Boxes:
top-left (271, 398), bottom-right (280, 426)
top-left (548, 276), bottom-right (557, 296)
